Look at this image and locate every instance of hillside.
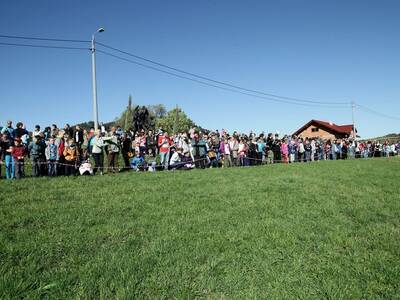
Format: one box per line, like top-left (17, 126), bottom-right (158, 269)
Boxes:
top-left (362, 133), bottom-right (400, 143)
top-left (1, 158), bottom-right (399, 298)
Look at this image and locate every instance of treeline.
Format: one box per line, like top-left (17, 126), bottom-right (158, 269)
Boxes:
top-left (76, 95), bottom-right (199, 134)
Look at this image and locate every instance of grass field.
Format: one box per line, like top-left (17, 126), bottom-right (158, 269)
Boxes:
top-left (1, 158), bottom-right (399, 299)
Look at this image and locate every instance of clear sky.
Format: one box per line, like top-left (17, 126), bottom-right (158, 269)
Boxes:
top-left (1, 0), bottom-right (399, 138)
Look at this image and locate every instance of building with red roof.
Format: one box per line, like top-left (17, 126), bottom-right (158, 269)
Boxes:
top-left (293, 120), bottom-right (356, 140)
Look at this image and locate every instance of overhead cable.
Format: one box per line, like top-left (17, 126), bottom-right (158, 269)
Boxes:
top-left (0, 34), bottom-right (89, 43)
top-left (96, 42), bottom-right (350, 106)
top-left (0, 42), bottom-right (89, 51)
top-left (96, 49), bottom-right (349, 108)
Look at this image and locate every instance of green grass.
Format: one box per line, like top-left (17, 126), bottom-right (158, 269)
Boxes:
top-left (1, 158), bottom-right (399, 299)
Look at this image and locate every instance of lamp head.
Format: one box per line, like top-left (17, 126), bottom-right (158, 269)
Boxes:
top-left (97, 28), bottom-right (105, 33)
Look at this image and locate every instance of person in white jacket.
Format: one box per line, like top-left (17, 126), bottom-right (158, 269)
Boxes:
top-left (91, 130), bottom-right (112, 175)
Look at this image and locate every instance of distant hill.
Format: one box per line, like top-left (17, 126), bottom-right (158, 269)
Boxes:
top-left (361, 133), bottom-right (400, 143)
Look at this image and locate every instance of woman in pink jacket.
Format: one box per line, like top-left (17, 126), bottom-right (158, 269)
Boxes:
top-left (281, 139), bottom-right (289, 163)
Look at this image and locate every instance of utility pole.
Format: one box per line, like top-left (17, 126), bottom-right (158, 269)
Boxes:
top-left (91, 27), bottom-right (104, 130)
top-left (125, 94), bottom-right (132, 130)
top-left (351, 101), bottom-right (356, 140)
top-left (174, 104), bottom-right (179, 134)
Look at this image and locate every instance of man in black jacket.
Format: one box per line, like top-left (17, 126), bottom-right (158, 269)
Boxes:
top-left (74, 125), bottom-right (84, 151)
top-left (14, 122), bottom-right (28, 139)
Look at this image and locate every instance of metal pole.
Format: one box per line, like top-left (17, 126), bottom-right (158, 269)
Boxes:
top-left (91, 35), bottom-right (99, 131)
top-left (351, 101), bottom-right (356, 139)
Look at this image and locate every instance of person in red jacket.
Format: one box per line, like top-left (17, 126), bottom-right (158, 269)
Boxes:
top-left (10, 138), bottom-right (26, 179)
top-left (158, 132), bottom-right (173, 169)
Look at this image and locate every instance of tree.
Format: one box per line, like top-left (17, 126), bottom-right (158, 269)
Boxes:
top-left (113, 95), bottom-right (135, 130)
top-left (79, 98), bottom-right (198, 134)
top-left (124, 95), bottom-right (133, 130)
top-left (148, 104), bottom-right (167, 119)
top-left (132, 105), bottom-right (155, 133)
top-left (156, 107), bottom-right (195, 134)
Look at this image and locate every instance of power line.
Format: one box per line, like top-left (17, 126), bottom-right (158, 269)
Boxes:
top-left (96, 49), bottom-right (349, 108)
top-left (0, 34), bottom-right (89, 43)
top-left (4, 33), bottom-right (397, 120)
top-left (355, 103), bottom-right (400, 121)
top-left (96, 42), bottom-right (350, 106)
top-left (0, 34), bottom-right (349, 106)
top-left (0, 42), bottom-right (89, 51)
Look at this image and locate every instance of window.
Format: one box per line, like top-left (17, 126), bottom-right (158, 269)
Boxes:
top-left (311, 127), bottom-right (319, 132)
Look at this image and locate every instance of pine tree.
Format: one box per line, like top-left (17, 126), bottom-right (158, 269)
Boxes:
top-left (124, 95), bottom-right (133, 130)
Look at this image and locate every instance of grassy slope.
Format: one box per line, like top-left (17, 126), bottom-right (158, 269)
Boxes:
top-left (0, 158), bottom-right (399, 299)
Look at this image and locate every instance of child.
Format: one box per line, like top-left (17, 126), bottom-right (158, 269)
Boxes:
top-left (265, 142), bottom-right (274, 164)
top-left (63, 139), bottom-right (79, 176)
top-left (145, 148), bottom-right (156, 172)
top-left (45, 137), bottom-right (59, 176)
top-left (79, 160), bottom-right (93, 176)
top-left (10, 138), bottom-right (26, 179)
top-left (131, 152), bottom-right (145, 171)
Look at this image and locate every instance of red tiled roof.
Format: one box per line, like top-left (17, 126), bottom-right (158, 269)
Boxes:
top-left (293, 119), bottom-right (355, 136)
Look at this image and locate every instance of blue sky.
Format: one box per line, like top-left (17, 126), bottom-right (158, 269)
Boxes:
top-left (0, 0), bottom-right (399, 138)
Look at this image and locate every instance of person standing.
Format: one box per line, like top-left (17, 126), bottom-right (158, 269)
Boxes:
top-left (33, 125), bottom-right (41, 138)
top-left (50, 124), bottom-right (58, 138)
top-left (288, 139), bottom-right (297, 163)
top-left (64, 124), bottom-right (74, 138)
top-left (1, 120), bottom-right (15, 141)
top-left (63, 139), bottom-right (79, 176)
top-left (238, 137), bottom-right (249, 166)
top-left (1, 134), bottom-right (14, 179)
top-left (304, 139), bottom-right (312, 162)
top-left (28, 135), bottom-right (46, 177)
top-left (45, 137), bottom-right (59, 176)
top-left (56, 131), bottom-right (66, 176)
top-left (265, 135), bottom-right (274, 164)
top-left (121, 134), bottom-right (132, 171)
top-left (281, 139), bottom-right (289, 163)
top-left (310, 139), bottom-right (316, 162)
top-left (247, 137), bottom-right (258, 166)
top-left (138, 129), bottom-right (147, 154)
top-left (256, 138), bottom-right (266, 165)
top-left (272, 138), bottom-right (281, 163)
top-left (107, 127), bottom-right (120, 173)
top-left (229, 136), bottom-right (239, 167)
top-left (220, 137), bottom-right (231, 168)
top-left (158, 132), bottom-right (172, 170)
top-left (91, 130), bottom-right (112, 175)
top-left (14, 122), bottom-right (28, 139)
top-left (74, 125), bottom-right (84, 152)
top-left (10, 138), bottom-right (26, 179)
top-left (146, 130), bottom-right (156, 157)
top-left (191, 132), bottom-right (207, 169)
top-left (298, 139), bottom-right (305, 162)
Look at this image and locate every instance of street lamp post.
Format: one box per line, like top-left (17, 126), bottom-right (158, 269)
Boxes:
top-left (91, 27), bottom-right (104, 131)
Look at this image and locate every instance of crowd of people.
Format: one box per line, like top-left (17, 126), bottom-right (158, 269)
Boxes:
top-left (0, 120), bottom-right (399, 179)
